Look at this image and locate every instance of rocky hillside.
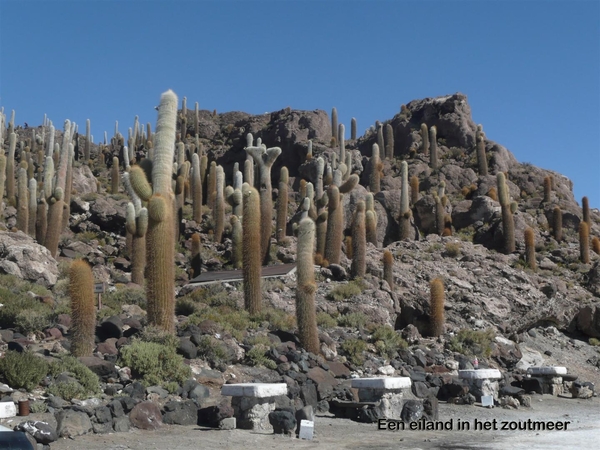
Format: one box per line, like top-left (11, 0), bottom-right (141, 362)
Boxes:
top-left (0, 92), bottom-right (598, 444)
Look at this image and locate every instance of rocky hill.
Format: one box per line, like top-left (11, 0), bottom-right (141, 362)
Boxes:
top-left (0, 92), bottom-right (598, 444)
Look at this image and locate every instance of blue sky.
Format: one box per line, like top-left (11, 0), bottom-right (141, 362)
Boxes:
top-left (1, 0), bottom-right (598, 208)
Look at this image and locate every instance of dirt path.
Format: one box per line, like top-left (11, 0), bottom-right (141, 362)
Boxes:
top-left (50, 395), bottom-right (599, 450)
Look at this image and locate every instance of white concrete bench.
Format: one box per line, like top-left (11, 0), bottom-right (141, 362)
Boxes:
top-left (458, 369), bottom-right (502, 401)
top-left (526, 367), bottom-right (567, 396)
top-left (350, 377), bottom-right (412, 420)
top-left (221, 383), bottom-right (288, 431)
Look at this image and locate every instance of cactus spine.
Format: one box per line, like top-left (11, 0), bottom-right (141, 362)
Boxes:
top-left (524, 227), bottom-right (536, 270)
top-left (476, 134), bottom-right (488, 176)
top-left (429, 125), bottom-right (438, 171)
top-left (244, 135), bottom-right (281, 264)
top-left (579, 222), bottom-right (590, 264)
top-left (296, 217), bottom-right (319, 353)
top-left (552, 206), bottom-right (563, 242)
top-left (429, 278), bottom-right (445, 337)
top-left (497, 172), bottom-right (515, 254)
top-left (243, 183), bottom-right (262, 314)
top-left (130, 90), bottom-right (177, 333)
top-left (69, 259), bottom-right (96, 357)
top-left (351, 201), bottom-right (366, 279)
top-left (369, 144), bottom-right (382, 194)
top-left (383, 250), bottom-right (394, 290)
top-left (277, 166), bottom-right (289, 242)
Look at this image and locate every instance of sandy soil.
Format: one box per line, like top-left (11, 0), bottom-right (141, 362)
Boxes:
top-left (50, 395), bottom-right (599, 450)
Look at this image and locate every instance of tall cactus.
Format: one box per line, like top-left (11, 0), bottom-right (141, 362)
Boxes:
top-left (242, 183), bottom-right (262, 314)
top-left (69, 259), bottom-right (96, 357)
top-left (124, 172), bottom-right (148, 286)
top-left (420, 123), bottom-right (429, 156)
top-left (214, 165), bottom-right (225, 243)
top-left (524, 227), bottom-right (536, 270)
top-left (429, 278), bottom-right (445, 337)
top-left (231, 216), bottom-right (243, 269)
top-left (579, 222), bottom-right (590, 264)
top-left (376, 124), bottom-right (384, 161)
top-left (429, 125), bottom-right (438, 171)
top-left (315, 210), bottom-right (328, 263)
top-left (130, 89), bottom-right (178, 333)
top-left (552, 206), bottom-right (563, 242)
top-left (191, 153), bottom-right (202, 223)
top-left (36, 196), bottom-right (48, 245)
top-left (476, 134), bottom-right (488, 176)
top-left (28, 178), bottom-right (37, 237)
top-left (434, 195), bottom-right (444, 236)
top-left (410, 175), bottom-right (419, 206)
top-left (331, 107), bottom-right (338, 141)
top-left (244, 134), bottom-right (281, 264)
top-left (84, 119), bottom-right (91, 164)
top-left (296, 217), bottom-right (319, 353)
top-left (543, 176), bottom-right (552, 203)
top-left (351, 201), bottom-right (366, 279)
top-left (383, 250), bottom-right (394, 290)
top-left (497, 172), bottom-right (515, 254)
top-left (16, 167), bottom-right (28, 233)
top-left (369, 143), bottom-right (382, 194)
top-left (399, 161), bottom-right (411, 240)
top-left (338, 124), bottom-right (346, 165)
top-left (6, 132), bottom-right (16, 206)
top-left (0, 152), bottom-right (5, 213)
top-left (582, 196), bottom-right (590, 227)
top-left (111, 157), bottom-right (120, 194)
top-left (315, 157), bottom-right (325, 205)
top-left (350, 117), bottom-right (357, 140)
top-left (191, 233), bottom-right (202, 277)
top-left (384, 123), bottom-right (394, 160)
top-left (324, 185), bottom-right (342, 265)
top-left (276, 166), bottom-right (289, 242)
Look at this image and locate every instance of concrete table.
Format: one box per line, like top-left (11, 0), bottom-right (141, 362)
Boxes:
top-left (221, 383), bottom-right (288, 431)
top-left (526, 367), bottom-right (568, 395)
top-left (458, 369), bottom-right (502, 401)
top-left (351, 377), bottom-right (412, 420)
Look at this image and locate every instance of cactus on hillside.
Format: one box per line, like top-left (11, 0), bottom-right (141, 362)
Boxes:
top-left (579, 222), bottom-right (590, 264)
top-left (324, 185), bottom-right (342, 265)
top-left (191, 153), bottom-right (202, 223)
top-left (476, 134), bottom-right (488, 176)
top-left (231, 215), bottom-right (243, 269)
top-left (351, 117), bottom-right (357, 140)
top-left (331, 107), bottom-right (338, 141)
top-left (553, 206), bottom-right (563, 242)
top-left (129, 90), bottom-right (178, 333)
top-left (123, 172), bottom-right (148, 285)
top-left (315, 157), bottom-right (325, 203)
top-left (69, 259), bottom-right (96, 357)
top-left (338, 124), bottom-right (346, 165)
top-left (582, 196), bottom-right (590, 227)
top-left (0, 152), bottom-right (5, 213)
top-left (351, 201), bottom-right (366, 279)
top-left (16, 167), bottom-right (28, 233)
top-left (244, 134), bottom-right (281, 264)
top-left (524, 227), bottom-right (536, 270)
top-left (277, 166), bottom-right (289, 242)
top-left (543, 176), bottom-right (552, 203)
top-left (429, 126), bottom-right (438, 171)
top-left (242, 183), bottom-right (262, 314)
top-left (36, 196), bottom-right (48, 245)
top-left (6, 132), bottom-right (16, 206)
top-left (399, 161), bottom-right (411, 240)
top-left (111, 157), bottom-right (120, 194)
top-left (28, 178), bottom-right (37, 237)
top-left (296, 217), bottom-right (319, 353)
top-left (383, 250), bottom-right (394, 290)
top-left (410, 175), bottom-right (419, 206)
top-left (592, 236), bottom-right (600, 255)
top-left (369, 144), bottom-right (382, 194)
top-left (213, 165), bottom-right (225, 243)
top-left (434, 195), bottom-right (444, 236)
top-left (315, 210), bottom-right (328, 263)
top-left (420, 123), bottom-right (429, 156)
top-left (384, 123), bottom-right (394, 160)
top-left (191, 233), bottom-right (202, 278)
top-left (497, 172), bottom-right (515, 254)
top-left (429, 278), bottom-right (445, 337)
top-left (84, 119), bottom-right (91, 164)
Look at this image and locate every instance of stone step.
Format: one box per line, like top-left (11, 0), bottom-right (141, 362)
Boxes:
top-left (351, 377), bottom-right (412, 390)
top-left (221, 383), bottom-right (287, 398)
top-left (527, 366), bottom-right (567, 376)
top-left (458, 369), bottom-right (502, 380)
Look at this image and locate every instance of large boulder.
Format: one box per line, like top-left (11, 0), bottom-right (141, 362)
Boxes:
top-left (0, 231), bottom-right (59, 287)
top-left (71, 165), bottom-right (98, 195)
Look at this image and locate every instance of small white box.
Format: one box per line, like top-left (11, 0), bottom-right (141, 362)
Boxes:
top-left (0, 402), bottom-right (16, 419)
top-left (481, 395), bottom-right (494, 407)
top-left (299, 420), bottom-right (314, 440)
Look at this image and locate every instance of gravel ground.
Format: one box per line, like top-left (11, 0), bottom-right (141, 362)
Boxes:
top-left (50, 395), bottom-right (599, 450)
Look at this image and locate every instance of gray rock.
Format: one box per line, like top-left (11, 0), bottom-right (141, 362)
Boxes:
top-left (401, 400), bottom-right (424, 423)
top-left (146, 386), bottom-right (169, 399)
top-left (162, 400), bottom-right (198, 426)
top-left (92, 421), bottom-right (113, 434)
top-left (129, 401), bottom-right (163, 430)
top-left (15, 421), bottom-right (58, 444)
top-left (94, 406), bottom-right (112, 423)
top-left (108, 399), bottom-right (124, 417)
top-left (219, 417), bottom-right (236, 430)
top-left (268, 410), bottom-right (296, 435)
top-left (112, 415), bottom-right (131, 432)
top-left (55, 409), bottom-right (92, 438)
top-left (0, 231), bottom-right (59, 287)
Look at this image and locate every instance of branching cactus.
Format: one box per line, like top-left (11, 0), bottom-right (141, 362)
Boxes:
top-left (28, 178), bottom-right (37, 237)
top-left (296, 217), bottom-right (319, 353)
top-left (369, 143), bottom-right (382, 194)
top-left (315, 210), bottom-right (328, 263)
top-left (231, 216), bottom-right (243, 269)
top-left (69, 259), bottom-right (96, 357)
top-left (524, 227), bottom-right (536, 270)
top-left (383, 250), bottom-right (394, 290)
top-left (306, 182), bottom-right (317, 220)
top-left (351, 200), bottom-right (366, 279)
top-left (579, 222), bottom-right (590, 264)
top-left (242, 183), bottom-right (262, 314)
top-left (244, 134), bottom-right (281, 264)
top-left (123, 172), bottom-right (148, 286)
top-left (129, 89), bottom-right (178, 333)
top-left (399, 161), bottom-right (412, 240)
top-left (429, 278), bottom-right (445, 337)
top-left (191, 153), bottom-right (202, 223)
top-left (429, 126), bottom-right (438, 171)
top-left (497, 172), bottom-right (515, 253)
top-left (553, 206), bottom-right (563, 242)
top-left (277, 166), bottom-right (289, 242)
top-left (420, 123), bottom-right (429, 156)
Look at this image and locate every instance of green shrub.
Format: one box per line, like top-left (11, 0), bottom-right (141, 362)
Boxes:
top-left (184, 284), bottom-right (236, 308)
top-left (196, 335), bottom-right (229, 365)
top-left (47, 381), bottom-right (90, 401)
top-left (444, 242), bottom-right (461, 257)
top-left (0, 351), bottom-right (49, 391)
top-left (102, 285), bottom-right (147, 311)
top-left (0, 287), bottom-right (54, 332)
top-left (316, 312), bottom-right (337, 329)
top-left (119, 341), bottom-right (191, 387)
top-left (337, 312), bottom-right (367, 329)
top-left (589, 338), bottom-right (600, 346)
top-left (175, 298), bottom-right (197, 316)
top-left (448, 328), bottom-right (495, 358)
top-left (0, 274), bottom-right (51, 296)
top-left (327, 280), bottom-right (366, 302)
top-left (246, 345), bottom-right (276, 370)
top-left (14, 309), bottom-right (53, 335)
top-left (340, 338), bottom-right (367, 365)
top-left (29, 401), bottom-right (48, 414)
top-left (371, 325), bottom-right (407, 359)
top-left (188, 305), bottom-right (250, 340)
top-left (136, 325), bottom-right (179, 350)
top-left (252, 307), bottom-right (296, 331)
top-left (48, 355), bottom-right (101, 395)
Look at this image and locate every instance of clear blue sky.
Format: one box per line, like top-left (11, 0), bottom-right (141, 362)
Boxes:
top-left (1, 0), bottom-right (598, 208)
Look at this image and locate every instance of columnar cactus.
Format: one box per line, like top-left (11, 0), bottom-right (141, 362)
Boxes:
top-left (244, 134), bottom-right (281, 264)
top-left (365, 199), bottom-right (377, 247)
top-left (28, 178), bottom-right (37, 237)
top-left (420, 123), bottom-right (429, 156)
top-left (111, 157), bottom-right (120, 194)
top-left (410, 175), bottom-right (419, 206)
top-left (383, 250), bottom-right (394, 290)
top-left (369, 143), bottom-right (382, 193)
top-left (384, 123), bottom-right (394, 160)
top-left (592, 236), bottom-right (600, 255)
top-left (476, 134), bottom-right (488, 176)
top-left (315, 211), bottom-right (328, 263)
top-left (195, 102), bottom-right (199, 137)
top-left (36, 196), bottom-right (48, 245)
top-left (351, 117), bottom-right (357, 140)
top-left (582, 196), bottom-right (590, 227)
top-left (213, 165), bottom-right (225, 243)
top-left (277, 166), bottom-right (289, 242)
top-left (69, 259), bottom-right (96, 357)
top-left (242, 183), bottom-right (262, 314)
top-left (315, 157), bottom-right (325, 203)
top-left (62, 143), bottom-right (74, 229)
top-left (331, 107), bottom-right (338, 141)
top-left (429, 278), bottom-right (445, 337)
top-left (543, 176), bottom-right (552, 203)
top-left (306, 140), bottom-right (313, 161)
top-left (338, 124), bottom-right (346, 165)
top-left (130, 89), bottom-right (178, 333)
top-left (191, 153), bottom-right (202, 223)
top-left (497, 172), bottom-right (515, 254)
top-left (207, 161), bottom-right (216, 210)
top-left (84, 119), bottom-right (91, 164)
top-left (524, 227), bottom-right (536, 270)
top-left (16, 167), bottom-right (28, 233)
top-left (124, 172), bottom-right (148, 286)
top-left (399, 161), bottom-right (411, 240)
top-left (6, 132), bottom-right (16, 206)
top-left (324, 185), bottom-right (342, 265)
top-left (306, 182), bottom-right (317, 220)
top-left (376, 124), bottom-right (384, 160)
top-left (429, 126), bottom-right (438, 171)
top-left (553, 206), bottom-right (563, 242)
top-left (190, 233), bottom-right (202, 278)
top-left (0, 152), bottom-right (5, 213)
top-left (435, 195), bottom-right (444, 236)
top-left (579, 222), bottom-right (590, 264)
top-left (351, 201), bottom-right (366, 279)
top-left (231, 216), bottom-right (243, 269)
top-left (296, 217), bottom-right (319, 353)
top-left (243, 158), bottom-right (254, 188)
